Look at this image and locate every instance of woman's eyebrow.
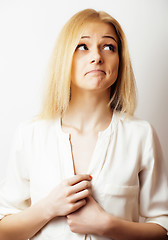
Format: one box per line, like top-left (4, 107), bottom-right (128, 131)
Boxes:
top-left (81, 36), bottom-right (90, 39)
top-left (102, 35), bottom-right (117, 43)
top-left (81, 35), bottom-right (117, 43)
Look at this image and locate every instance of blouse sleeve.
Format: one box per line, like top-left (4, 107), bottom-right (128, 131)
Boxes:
top-left (0, 124), bottom-right (31, 219)
top-left (139, 123), bottom-right (168, 232)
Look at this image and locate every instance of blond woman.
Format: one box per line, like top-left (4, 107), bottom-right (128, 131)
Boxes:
top-left (0, 9), bottom-right (168, 240)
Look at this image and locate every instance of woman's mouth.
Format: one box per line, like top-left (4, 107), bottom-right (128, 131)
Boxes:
top-left (86, 70), bottom-right (106, 75)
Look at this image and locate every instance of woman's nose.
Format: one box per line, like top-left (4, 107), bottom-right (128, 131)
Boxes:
top-left (90, 48), bottom-right (103, 64)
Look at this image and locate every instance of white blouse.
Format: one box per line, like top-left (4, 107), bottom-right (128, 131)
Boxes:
top-left (0, 111), bottom-right (168, 240)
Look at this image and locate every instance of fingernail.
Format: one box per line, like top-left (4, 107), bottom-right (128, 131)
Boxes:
top-left (89, 175), bottom-right (92, 180)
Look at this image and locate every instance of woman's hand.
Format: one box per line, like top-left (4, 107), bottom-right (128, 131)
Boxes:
top-left (67, 195), bottom-right (168, 240)
top-left (43, 174), bottom-right (92, 220)
top-left (67, 195), bottom-right (109, 236)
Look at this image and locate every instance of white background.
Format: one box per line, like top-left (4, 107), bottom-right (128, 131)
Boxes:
top-left (0, 0), bottom-right (168, 180)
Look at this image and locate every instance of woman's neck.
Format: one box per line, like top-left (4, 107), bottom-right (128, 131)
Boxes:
top-left (62, 86), bottom-right (113, 134)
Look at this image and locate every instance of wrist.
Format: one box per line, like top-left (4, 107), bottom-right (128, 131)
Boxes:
top-left (98, 212), bottom-right (118, 238)
top-left (38, 197), bottom-right (56, 222)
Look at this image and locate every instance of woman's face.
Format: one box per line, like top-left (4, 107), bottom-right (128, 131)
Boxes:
top-left (71, 21), bottom-right (119, 93)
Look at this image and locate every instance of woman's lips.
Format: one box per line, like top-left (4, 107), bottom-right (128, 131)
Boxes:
top-left (86, 70), bottom-right (106, 75)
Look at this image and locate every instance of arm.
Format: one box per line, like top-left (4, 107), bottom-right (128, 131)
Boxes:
top-left (102, 213), bottom-right (168, 240)
top-left (67, 196), bottom-right (168, 240)
top-left (0, 199), bottom-right (50, 240)
top-left (0, 174), bottom-right (92, 240)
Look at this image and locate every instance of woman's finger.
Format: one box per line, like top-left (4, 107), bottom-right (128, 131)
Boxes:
top-left (70, 189), bottom-right (90, 203)
top-left (65, 174), bottom-right (92, 186)
top-left (70, 180), bottom-right (91, 194)
top-left (70, 199), bottom-right (87, 213)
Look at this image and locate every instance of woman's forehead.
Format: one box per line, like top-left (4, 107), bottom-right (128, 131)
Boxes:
top-left (80, 21), bottom-right (118, 42)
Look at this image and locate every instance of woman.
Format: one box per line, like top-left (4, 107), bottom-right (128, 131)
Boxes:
top-left (0, 8), bottom-right (168, 240)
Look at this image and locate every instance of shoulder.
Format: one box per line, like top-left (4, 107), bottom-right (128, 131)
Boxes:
top-left (114, 111), bottom-right (153, 139)
top-left (15, 117), bottom-right (61, 140)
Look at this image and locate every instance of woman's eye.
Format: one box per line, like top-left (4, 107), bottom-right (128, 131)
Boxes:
top-left (76, 44), bottom-right (88, 51)
top-left (104, 44), bottom-right (115, 52)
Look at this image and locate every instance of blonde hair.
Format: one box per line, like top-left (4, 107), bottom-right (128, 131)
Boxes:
top-left (40, 9), bottom-right (136, 119)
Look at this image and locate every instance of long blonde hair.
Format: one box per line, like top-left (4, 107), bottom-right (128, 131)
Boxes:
top-left (40, 9), bottom-right (136, 119)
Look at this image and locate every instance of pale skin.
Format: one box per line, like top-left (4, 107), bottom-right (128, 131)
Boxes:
top-left (0, 21), bottom-right (167, 240)
top-left (0, 174), bottom-right (92, 240)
